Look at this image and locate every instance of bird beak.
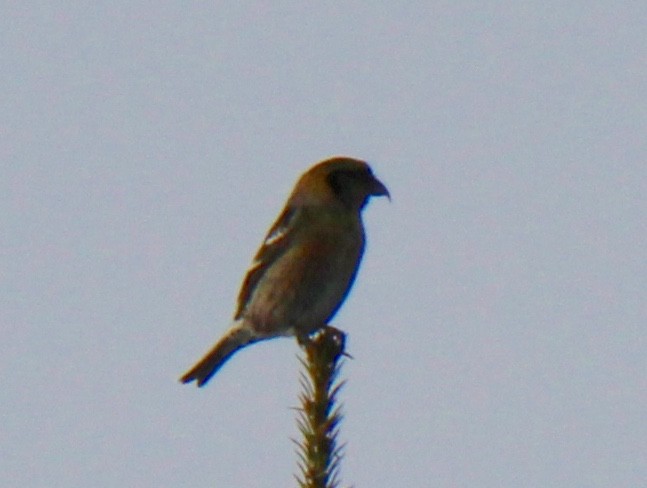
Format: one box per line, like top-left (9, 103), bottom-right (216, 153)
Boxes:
top-left (370, 176), bottom-right (390, 201)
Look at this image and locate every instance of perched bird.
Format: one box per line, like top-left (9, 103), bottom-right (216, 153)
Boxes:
top-left (180, 156), bottom-right (389, 386)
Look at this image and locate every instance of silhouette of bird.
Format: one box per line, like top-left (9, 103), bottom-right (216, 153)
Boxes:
top-left (180, 156), bottom-right (389, 386)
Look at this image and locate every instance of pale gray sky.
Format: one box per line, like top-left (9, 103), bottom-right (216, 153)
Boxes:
top-left (2, 2), bottom-right (646, 487)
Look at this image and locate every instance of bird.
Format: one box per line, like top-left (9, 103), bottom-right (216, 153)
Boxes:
top-left (180, 156), bottom-right (389, 386)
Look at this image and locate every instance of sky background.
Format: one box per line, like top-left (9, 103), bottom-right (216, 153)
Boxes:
top-left (2, 2), bottom-right (646, 487)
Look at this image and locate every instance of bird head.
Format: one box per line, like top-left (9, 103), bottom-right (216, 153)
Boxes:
top-left (289, 157), bottom-right (390, 211)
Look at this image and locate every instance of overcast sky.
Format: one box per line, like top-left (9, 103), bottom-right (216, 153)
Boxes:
top-left (2, 2), bottom-right (646, 487)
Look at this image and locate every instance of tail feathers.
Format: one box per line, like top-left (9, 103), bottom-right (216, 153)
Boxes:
top-left (180, 325), bottom-right (257, 387)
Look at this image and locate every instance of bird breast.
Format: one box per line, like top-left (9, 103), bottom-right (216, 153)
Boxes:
top-left (244, 225), bottom-right (364, 336)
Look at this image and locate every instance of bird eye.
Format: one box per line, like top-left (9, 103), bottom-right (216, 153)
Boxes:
top-left (327, 171), bottom-right (346, 197)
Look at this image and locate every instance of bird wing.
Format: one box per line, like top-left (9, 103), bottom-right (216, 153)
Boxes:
top-left (233, 206), bottom-right (298, 319)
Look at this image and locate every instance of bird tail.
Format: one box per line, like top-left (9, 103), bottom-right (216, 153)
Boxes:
top-left (180, 323), bottom-right (258, 387)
